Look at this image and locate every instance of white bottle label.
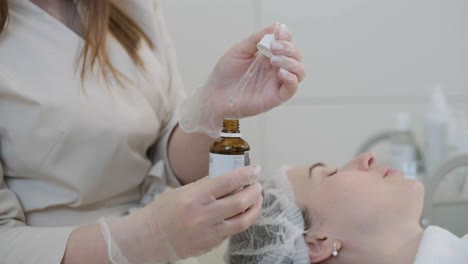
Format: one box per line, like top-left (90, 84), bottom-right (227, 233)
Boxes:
top-left (208, 152), bottom-right (250, 178)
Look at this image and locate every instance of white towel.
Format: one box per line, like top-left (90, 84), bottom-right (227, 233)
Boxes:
top-left (413, 226), bottom-right (468, 264)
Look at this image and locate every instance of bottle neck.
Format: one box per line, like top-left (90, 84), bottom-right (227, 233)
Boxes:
top-left (221, 119), bottom-right (241, 137)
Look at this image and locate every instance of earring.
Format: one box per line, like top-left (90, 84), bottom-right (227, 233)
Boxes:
top-left (332, 242), bottom-right (339, 257)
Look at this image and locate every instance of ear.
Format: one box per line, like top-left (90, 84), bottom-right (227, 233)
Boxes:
top-left (304, 233), bottom-right (341, 263)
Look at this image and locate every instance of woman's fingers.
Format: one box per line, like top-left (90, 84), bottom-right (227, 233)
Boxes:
top-left (277, 69), bottom-right (300, 102)
top-left (232, 23), bottom-right (278, 57)
top-left (270, 40), bottom-right (303, 62)
top-left (199, 165), bottom-right (261, 203)
top-left (270, 55), bottom-right (306, 82)
top-left (207, 182), bottom-right (263, 223)
top-left (214, 194), bottom-right (264, 236)
top-left (271, 23), bottom-right (305, 83)
top-left (274, 24), bottom-right (292, 42)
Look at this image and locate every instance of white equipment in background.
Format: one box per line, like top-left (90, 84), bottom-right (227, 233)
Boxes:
top-left (422, 153), bottom-right (468, 237)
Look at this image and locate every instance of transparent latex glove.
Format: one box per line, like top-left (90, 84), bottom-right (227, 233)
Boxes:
top-left (179, 23), bottom-right (305, 137)
top-left (109, 165), bottom-right (263, 263)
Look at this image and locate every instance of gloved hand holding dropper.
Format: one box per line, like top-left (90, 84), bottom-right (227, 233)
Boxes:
top-left (179, 23), bottom-right (305, 137)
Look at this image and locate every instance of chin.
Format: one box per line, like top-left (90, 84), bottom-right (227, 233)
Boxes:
top-left (408, 179), bottom-right (426, 211)
top-left (397, 179), bottom-right (425, 206)
top-left (402, 178), bottom-right (425, 199)
top-left (409, 179), bottom-right (425, 194)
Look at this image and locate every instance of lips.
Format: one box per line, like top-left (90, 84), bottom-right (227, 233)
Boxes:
top-left (381, 166), bottom-right (401, 178)
top-left (381, 166), bottom-right (391, 177)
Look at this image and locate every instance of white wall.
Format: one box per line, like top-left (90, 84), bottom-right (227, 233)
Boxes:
top-left (161, 0), bottom-right (468, 262)
top-left (162, 0), bottom-right (468, 171)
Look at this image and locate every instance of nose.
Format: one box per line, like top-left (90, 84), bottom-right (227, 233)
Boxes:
top-left (342, 152), bottom-right (377, 171)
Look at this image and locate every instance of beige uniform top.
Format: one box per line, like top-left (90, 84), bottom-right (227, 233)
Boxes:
top-left (0, 0), bottom-right (185, 262)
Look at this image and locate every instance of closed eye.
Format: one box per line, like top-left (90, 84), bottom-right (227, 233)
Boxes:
top-left (328, 170), bottom-right (338, 177)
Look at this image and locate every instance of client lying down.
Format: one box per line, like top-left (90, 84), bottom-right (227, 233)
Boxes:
top-left (225, 152), bottom-right (468, 264)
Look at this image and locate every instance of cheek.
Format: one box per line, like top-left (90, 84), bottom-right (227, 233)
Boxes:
top-left (405, 179), bottom-right (425, 194)
top-left (288, 175), bottom-right (310, 204)
top-left (413, 180), bottom-right (425, 197)
top-left (313, 179), bottom-right (394, 232)
top-left (388, 179), bottom-right (425, 213)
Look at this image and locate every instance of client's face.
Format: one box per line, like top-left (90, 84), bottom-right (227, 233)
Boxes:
top-left (287, 152), bottom-right (425, 262)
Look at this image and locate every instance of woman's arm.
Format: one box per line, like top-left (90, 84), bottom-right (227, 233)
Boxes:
top-left (0, 163), bottom-right (77, 263)
top-left (62, 224), bottom-right (112, 264)
top-left (167, 125), bottom-right (213, 185)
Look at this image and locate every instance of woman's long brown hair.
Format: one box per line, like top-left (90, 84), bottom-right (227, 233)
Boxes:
top-left (0, 1), bottom-right (7, 34)
top-left (0, 0), bottom-right (153, 83)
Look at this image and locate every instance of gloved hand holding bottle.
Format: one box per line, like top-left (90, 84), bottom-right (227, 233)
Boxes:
top-left (179, 23), bottom-right (305, 137)
top-left (104, 165), bottom-right (263, 263)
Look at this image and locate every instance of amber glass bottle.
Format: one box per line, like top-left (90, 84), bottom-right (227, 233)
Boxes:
top-left (209, 119), bottom-right (250, 178)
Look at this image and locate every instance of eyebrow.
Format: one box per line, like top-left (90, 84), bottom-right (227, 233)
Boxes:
top-left (308, 162), bottom-right (325, 178)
